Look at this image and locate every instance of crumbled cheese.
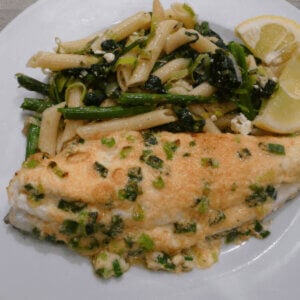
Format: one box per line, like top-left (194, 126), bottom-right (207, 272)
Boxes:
top-left (103, 53), bottom-right (115, 63)
top-left (231, 113), bottom-right (253, 135)
top-left (210, 114), bottom-right (217, 122)
top-left (93, 50), bottom-right (106, 55)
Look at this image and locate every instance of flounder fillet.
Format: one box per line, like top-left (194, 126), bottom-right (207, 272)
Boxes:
top-left (5, 131), bottom-right (300, 277)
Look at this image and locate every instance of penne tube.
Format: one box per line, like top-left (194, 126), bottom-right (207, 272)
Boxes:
top-left (165, 28), bottom-right (218, 54)
top-left (38, 102), bottom-right (65, 156)
top-left (76, 109), bottom-right (177, 139)
top-left (27, 51), bottom-right (99, 71)
top-left (153, 58), bottom-right (191, 83)
top-left (105, 12), bottom-right (151, 41)
top-left (128, 20), bottom-right (179, 86)
top-left (152, 0), bottom-right (166, 24)
top-left (189, 82), bottom-right (217, 96)
top-left (56, 31), bottom-right (104, 54)
top-left (166, 3), bottom-right (197, 29)
top-left (56, 86), bottom-right (86, 153)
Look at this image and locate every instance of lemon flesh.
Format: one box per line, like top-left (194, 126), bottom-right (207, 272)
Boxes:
top-left (236, 16), bottom-right (300, 65)
top-left (253, 52), bottom-right (300, 133)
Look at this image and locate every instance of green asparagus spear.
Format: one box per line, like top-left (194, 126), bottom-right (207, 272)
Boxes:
top-left (118, 93), bottom-right (214, 106)
top-left (16, 73), bottom-right (50, 96)
top-left (26, 123), bottom-right (40, 159)
top-left (58, 105), bottom-right (153, 120)
top-left (21, 98), bottom-right (53, 113)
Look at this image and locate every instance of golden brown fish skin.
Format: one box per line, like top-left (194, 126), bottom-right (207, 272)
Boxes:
top-left (7, 131), bottom-right (300, 253)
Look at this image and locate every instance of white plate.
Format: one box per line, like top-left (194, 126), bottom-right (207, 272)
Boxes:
top-left (0, 1), bottom-right (299, 299)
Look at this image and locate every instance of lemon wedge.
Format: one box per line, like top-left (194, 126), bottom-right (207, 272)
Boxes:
top-left (253, 50), bottom-right (300, 133)
top-left (236, 15), bottom-right (300, 65)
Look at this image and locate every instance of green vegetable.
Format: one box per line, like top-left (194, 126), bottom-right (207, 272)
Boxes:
top-left (201, 157), bottom-right (219, 168)
top-left (245, 184), bottom-right (277, 207)
top-left (118, 181), bottom-right (139, 201)
top-left (120, 146), bottom-right (133, 159)
top-left (174, 222), bottom-right (197, 234)
top-left (21, 98), bottom-right (52, 112)
top-left (118, 92), bottom-right (213, 106)
top-left (237, 148), bottom-right (252, 159)
top-left (101, 215), bottom-right (124, 238)
top-left (24, 183), bottom-right (44, 202)
top-left (163, 140), bottom-right (180, 160)
top-left (144, 75), bottom-right (166, 93)
top-left (112, 259), bottom-right (123, 277)
top-left (16, 73), bottom-right (50, 96)
top-left (209, 210), bottom-right (226, 225)
top-left (48, 161), bottom-right (68, 178)
top-left (140, 150), bottom-right (164, 169)
top-left (259, 143), bottom-right (285, 155)
top-left (58, 105), bottom-right (152, 120)
top-left (94, 162), bottom-right (108, 178)
top-left (84, 90), bottom-right (106, 106)
top-left (132, 204), bottom-right (144, 221)
top-left (194, 196), bottom-right (209, 213)
top-left (142, 131), bottom-right (158, 146)
top-left (152, 176), bottom-right (165, 189)
top-left (25, 123), bottom-right (40, 159)
top-left (58, 199), bottom-right (87, 213)
top-left (22, 159), bottom-right (40, 169)
top-left (60, 220), bottom-right (79, 235)
top-left (101, 137), bottom-right (116, 148)
top-left (254, 220), bottom-right (270, 239)
top-left (156, 253), bottom-right (176, 270)
top-left (128, 167), bottom-right (143, 182)
top-left (137, 233), bottom-right (155, 251)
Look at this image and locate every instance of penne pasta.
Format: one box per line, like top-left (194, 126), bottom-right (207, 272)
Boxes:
top-left (167, 3), bottom-right (197, 28)
top-left (76, 109), bottom-right (177, 139)
top-left (128, 20), bottom-right (179, 86)
top-left (56, 85), bottom-right (86, 152)
top-left (153, 58), bottom-right (191, 83)
top-left (38, 102), bottom-right (65, 156)
top-left (189, 82), bottom-right (217, 96)
top-left (152, 0), bottom-right (166, 24)
top-left (105, 12), bottom-right (151, 41)
top-left (165, 28), bottom-right (218, 54)
top-left (27, 51), bottom-right (99, 71)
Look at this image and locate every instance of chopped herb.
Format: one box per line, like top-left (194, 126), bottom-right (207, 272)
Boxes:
top-left (237, 148), bottom-right (252, 159)
top-left (120, 146), bottom-right (133, 159)
top-left (58, 199), bottom-right (87, 213)
top-left (245, 184), bottom-right (277, 207)
top-left (141, 131), bottom-right (158, 146)
top-left (174, 222), bottom-right (197, 234)
top-left (112, 259), bottom-right (123, 277)
top-left (128, 167), bottom-right (143, 182)
top-left (225, 229), bottom-right (240, 243)
top-left (194, 196), bottom-right (209, 213)
top-left (94, 162), bottom-right (108, 178)
top-left (183, 152), bottom-right (191, 157)
top-left (259, 143), bottom-right (285, 155)
top-left (189, 140), bottom-right (196, 147)
top-left (22, 159), bottom-right (40, 169)
top-left (48, 161), bottom-right (68, 178)
top-left (124, 236), bottom-right (134, 248)
top-left (140, 149), bottom-right (164, 169)
top-left (152, 176), bottom-right (165, 189)
top-left (118, 181), bottom-right (139, 201)
top-left (254, 220), bottom-right (270, 239)
top-left (137, 233), bottom-right (155, 251)
top-left (60, 220), bottom-right (79, 235)
top-left (201, 157), bottom-right (219, 168)
top-left (209, 210), bottom-right (226, 225)
top-left (126, 135), bottom-right (135, 143)
top-left (32, 227), bottom-right (41, 239)
top-left (132, 204), bottom-right (144, 221)
top-left (231, 182), bottom-right (238, 192)
top-left (163, 140), bottom-right (180, 160)
top-left (101, 215), bottom-right (124, 238)
top-left (157, 252), bottom-right (176, 270)
top-left (184, 256), bottom-right (193, 261)
top-left (101, 137), bottom-right (116, 148)
top-left (24, 183), bottom-right (44, 202)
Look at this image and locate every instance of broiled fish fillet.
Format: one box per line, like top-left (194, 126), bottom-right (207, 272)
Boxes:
top-left (5, 131), bottom-right (300, 277)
